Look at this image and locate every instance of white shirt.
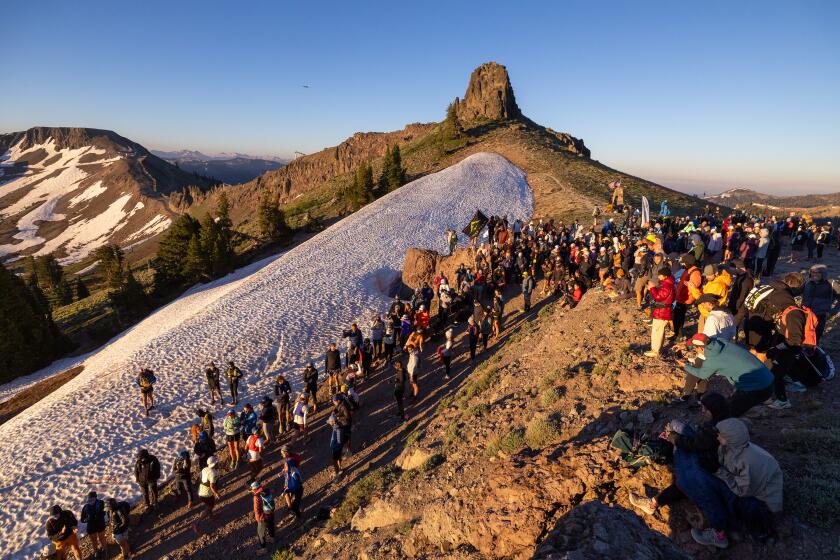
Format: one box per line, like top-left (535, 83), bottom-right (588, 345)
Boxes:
top-left (198, 467), bottom-right (218, 497)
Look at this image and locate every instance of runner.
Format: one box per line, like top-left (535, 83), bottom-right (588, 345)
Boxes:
top-left (292, 393), bottom-right (309, 442)
top-left (134, 449), bottom-right (161, 512)
top-left (104, 498), bottom-right (132, 559)
top-left (223, 408), bottom-right (242, 469)
top-left (280, 445), bottom-right (303, 521)
top-left (194, 456), bottom-right (221, 532)
top-left (325, 342), bottom-right (342, 396)
top-left (226, 360), bottom-right (243, 405)
top-left (393, 360), bottom-right (408, 420)
top-left (172, 450), bottom-right (193, 509)
top-left (303, 362), bottom-right (319, 411)
top-left (273, 374), bottom-right (292, 435)
top-left (193, 430), bottom-right (216, 470)
top-left (251, 481), bottom-right (275, 555)
top-left (259, 396), bottom-right (277, 444)
top-left (245, 427), bottom-right (265, 482)
top-left (405, 343), bottom-right (421, 400)
top-left (46, 505), bottom-right (80, 560)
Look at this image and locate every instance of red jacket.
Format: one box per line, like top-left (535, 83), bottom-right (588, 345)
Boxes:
top-left (253, 488), bottom-right (269, 522)
top-left (650, 276), bottom-right (675, 320)
top-left (675, 266), bottom-right (702, 305)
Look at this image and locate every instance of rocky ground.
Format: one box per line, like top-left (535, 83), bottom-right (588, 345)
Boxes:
top-left (70, 245), bottom-right (840, 560)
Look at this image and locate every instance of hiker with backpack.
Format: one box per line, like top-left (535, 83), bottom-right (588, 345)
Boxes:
top-left (280, 445), bottom-right (303, 520)
top-left (251, 481), bottom-right (276, 555)
top-left (274, 374), bottom-right (293, 434)
top-left (226, 361), bottom-right (243, 405)
top-left (196, 408), bottom-right (214, 440)
top-left (329, 394), bottom-right (353, 480)
top-left (136, 368), bottom-right (156, 417)
top-left (521, 270), bottom-right (536, 312)
top-left (292, 392), bottom-right (310, 441)
top-left (302, 362), bottom-right (319, 412)
top-left (104, 498), bottom-right (131, 559)
top-left (205, 361), bottom-right (223, 404)
top-left (193, 430), bottom-right (216, 470)
top-left (405, 343), bottom-right (421, 401)
top-left (325, 342), bottom-right (342, 396)
top-left (259, 396), bottom-right (277, 444)
top-left (134, 449), bottom-right (161, 511)
top-left (467, 315), bottom-right (480, 362)
top-left (46, 504), bottom-right (81, 560)
top-left (223, 408), bottom-right (242, 469)
top-left (195, 456), bottom-right (221, 529)
top-left (80, 491), bottom-right (107, 559)
top-left (245, 427), bottom-right (266, 482)
top-left (676, 334), bottom-right (774, 416)
top-left (240, 403), bottom-right (259, 439)
top-left (172, 450), bottom-right (194, 509)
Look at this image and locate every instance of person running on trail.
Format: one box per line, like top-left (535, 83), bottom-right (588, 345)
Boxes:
top-left (521, 271), bottom-right (536, 312)
top-left (405, 343), bottom-right (421, 401)
top-left (393, 360), bottom-right (408, 420)
top-left (439, 328), bottom-right (454, 380)
top-left (223, 408), bottom-right (242, 469)
top-left (292, 393), bottom-right (309, 441)
top-left (134, 449), bottom-right (161, 512)
top-left (136, 368), bottom-right (156, 417)
top-left (303, 362), bottom-right (318, 412)
top-left (172, 450), bottom-right (194, 509)
top-left (245, 427), bottom-right (265, 482)
top-left (251, 480), bottom-right (275, 555)
top-left (274, 374), bottom-right (292, 434)
top-left (259, 396), bottom-right (277, 444)
top-left (104, 498), bottom-right (132, 559)
top-left (325, 343), bottom-right (342, 396)
top-left (80, 491), bottom-right (107, 560)
top-left (226, 361), bottom-right (243, 405)
top-left (193, 430), bottom-right (216, 470)
top-left (280, 445), bottom-right (303, 521)
top-left (205, 361), bottom-right (223, 404)
top-left (194, 456), bottom-right (221, 532)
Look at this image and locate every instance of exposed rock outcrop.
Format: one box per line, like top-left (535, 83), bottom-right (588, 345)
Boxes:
top-left (532, 501), bottom-right (692, 560)
top-left (401, 247), bottom-right (476, 290)
top-left (456, 62), bottom-right (522, 122)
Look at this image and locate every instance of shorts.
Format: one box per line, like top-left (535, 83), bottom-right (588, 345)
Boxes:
top-left (294, 422), bottom-right (305, 432)
top-left (141, 387), bottom-right (153, 395)
top-left (331, 446), bottom-right (343, 462)
top-left (225, 433), bottom-right (240, 443)
top-left (634, 276), bottom-right (648, 293)
top-left (55, 532), bottom-right (79, 551)
top-left (113, 531), bottom-right (128, 544)
top-left (200, 496), bottom-right (216, 509)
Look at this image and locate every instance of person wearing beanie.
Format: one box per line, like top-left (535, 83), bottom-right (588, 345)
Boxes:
top-left (670, 253), bottom-right (702, 343)
top-left (676, 335), bottom-right (773, 416)
top-left (46, 504), bottom-right (81, 559)
top-left (251, 480), bottom-right (275, 555)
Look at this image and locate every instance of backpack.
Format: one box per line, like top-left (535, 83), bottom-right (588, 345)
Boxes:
top-left (286, 464), bottom-right (303, 493)
top-left (744, 284), bottom-right (775, 312)
top-left (260, 490), bottom-right (275, 513)
top-left (781, 305), bottom-right (819, 348)
top-left (138, 371), bottom-right (155, 388)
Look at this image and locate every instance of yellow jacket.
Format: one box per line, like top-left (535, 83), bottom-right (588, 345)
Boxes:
top-left (703, 269), bottom-right (732, 305)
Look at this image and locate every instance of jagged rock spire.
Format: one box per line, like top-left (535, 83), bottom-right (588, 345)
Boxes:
top-left (456, 62), bottom-right (522, 122)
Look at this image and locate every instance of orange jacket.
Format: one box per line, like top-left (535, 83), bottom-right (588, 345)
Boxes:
top-left (675, 266), bottom-right (702, 305)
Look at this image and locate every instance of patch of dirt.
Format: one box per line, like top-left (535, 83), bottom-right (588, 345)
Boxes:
top-left (0, 366), bottom-right (84, 425)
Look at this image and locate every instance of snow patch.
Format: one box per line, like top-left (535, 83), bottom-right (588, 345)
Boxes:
top-left (68, 180), bottom-right (107, 207)
top-left (0, 152), bottom-right (532, 559)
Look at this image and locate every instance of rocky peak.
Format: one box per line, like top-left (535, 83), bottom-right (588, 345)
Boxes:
top-left (456, 61), bottom-right (522, 122)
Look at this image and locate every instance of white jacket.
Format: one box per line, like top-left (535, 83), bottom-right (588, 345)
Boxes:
top-left (703, 309), bottom-right (737, 341)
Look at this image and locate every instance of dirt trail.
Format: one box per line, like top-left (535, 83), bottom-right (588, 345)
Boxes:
top-left (120, 283), bottom-right (542, 559)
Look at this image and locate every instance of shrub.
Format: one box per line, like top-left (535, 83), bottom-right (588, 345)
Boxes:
top-left (436, 395), bottom-right (456, 413)
top-left (538, 302), bottom-right (556, 319)
top-left (540, 387), bottom-right (561, 407)
top-left (784, 461), bottom-right (840, 527)
top-left (466, 403), bottom-right (489, 417)
top-left (420, 453), bottom-right (446, 472)
top-left (445, 423), bottom-right (461, 446)
top-left (406, 429), bottom-right (425, 446)
top-left (328, 464), bottom-right (401, 528)
top-left (525, 416), bottom-right (562, 449)
top-left (272, 548), bottom-right (295, 560)
top-left (487, 428), bottom-right (526, 456)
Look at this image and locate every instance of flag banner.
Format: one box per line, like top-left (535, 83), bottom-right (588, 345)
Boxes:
top-left (462, 210), bottom-right (489, 238)
top-left (641, 196), bottom-right (650, 226)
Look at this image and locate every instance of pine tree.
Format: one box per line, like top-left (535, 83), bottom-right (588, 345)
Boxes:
top-left (377, 146), bottom-right (393, 193)
top-left (258, 194), bottom-right (289, 240)
top-left (27, 273), bottom-right (52, 320)
top-left (152, 214), bottom-right (200, 288)
top-left (388, 145), bottom-right (407, 191)
top-left (94, 245), bottom-right (126, 291)
top-left (348, 162), bottom-right (375, 210)
top-left (216, 192), bottom-right (232, 229)
top-left (109, 267), bottom-right (149, 323)
top-left (443, 101), bottom-right (463, 140)
top-left (183, 233), bottom-right (205, 282)
top-left (75, 278), bottom-right (90, 300)
top-left (213, 194), bottom-right (235, 275)
top-left (56, 278), bottom-right (74, 306)
top-left (0, 263), bottom-right (69, 382)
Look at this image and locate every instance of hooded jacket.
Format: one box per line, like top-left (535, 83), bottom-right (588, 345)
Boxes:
top-left (675, 266), bottom-right (702, 305)
top-left (703, 269), bottom-right (732, 305)
top-left (715, 418), bottom-right (784, 512)
top-left (803, 276), bottom-right (834, 316)
top-left (649, 275), bottom-right (675, 320)
top-left (683, 338), bottom-right (773, 392)
top-left (702, 308), bottom-right (737, 340)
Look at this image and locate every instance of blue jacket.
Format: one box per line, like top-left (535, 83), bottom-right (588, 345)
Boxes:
top-left (240, 410), bottom-right (258, 434)
top-left (684, 338), bottom-right (773, 392)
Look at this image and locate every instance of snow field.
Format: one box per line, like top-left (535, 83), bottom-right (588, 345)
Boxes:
top-left (0, 152), bottom-right (533, 558)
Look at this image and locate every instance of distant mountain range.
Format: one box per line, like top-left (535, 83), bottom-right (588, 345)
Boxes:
top-left (150, 149), bottom-right (288, 184)
top-left (0, 127), bottom-right (214, 264)
top-left (706, 188), bottom-right (840, 217)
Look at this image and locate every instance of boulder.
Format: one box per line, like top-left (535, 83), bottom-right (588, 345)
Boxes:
top-left (532, 500), bottom-right (692, 559)
top-left (396, 446), bottom-right (435, 471)
top-left (351, 498), bottom-right (410, 532)
top-left (401, 247), bottom-right (475, 290)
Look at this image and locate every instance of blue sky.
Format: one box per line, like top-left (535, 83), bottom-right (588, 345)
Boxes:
top-left (2, 0), bottom-right (838, 195)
